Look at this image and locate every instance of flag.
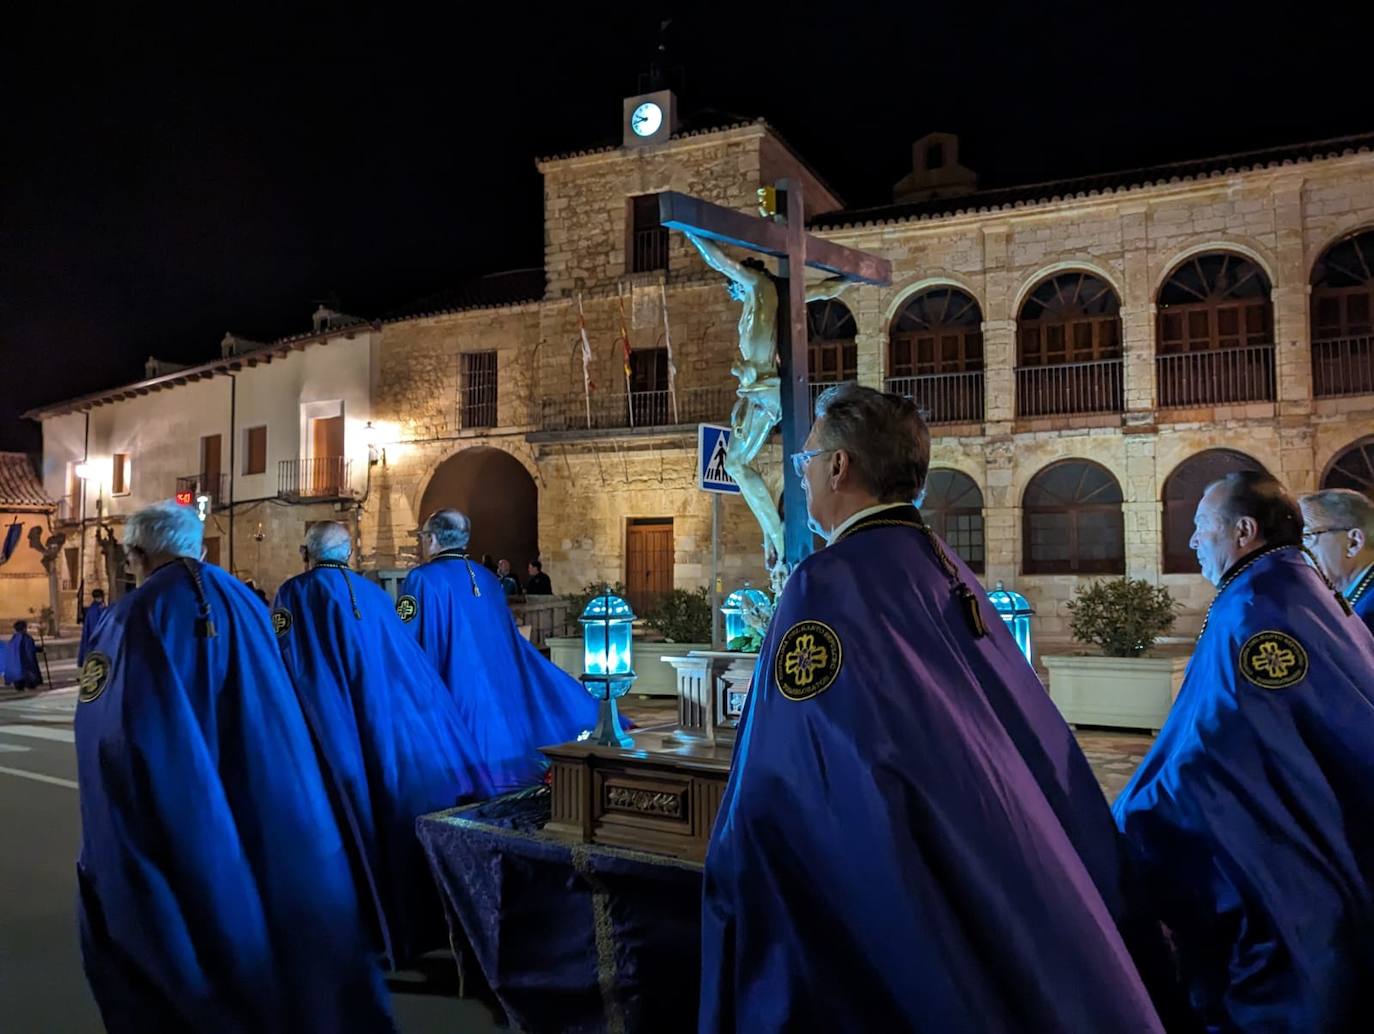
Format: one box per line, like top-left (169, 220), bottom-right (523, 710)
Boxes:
top-left (616, 287), bottom-right (632, 380)
top-left (0, 520), bottom-right (20, 565)
top-left (660, 281), bottom-right (679, 424)
top-left (575, 294), bottom-right (595, 394)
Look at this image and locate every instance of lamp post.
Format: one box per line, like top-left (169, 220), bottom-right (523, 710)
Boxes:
top-left (578, 587), bottom-right (636, 748)
top-left (987, 581), bottom-right (1035, 665)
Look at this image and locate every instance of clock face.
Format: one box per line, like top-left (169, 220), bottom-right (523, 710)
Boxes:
top-left (630, 102), bottom-right (663, 138)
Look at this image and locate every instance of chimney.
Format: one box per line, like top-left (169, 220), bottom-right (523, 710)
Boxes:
top-left (892, 133), bottom-right (978, 204)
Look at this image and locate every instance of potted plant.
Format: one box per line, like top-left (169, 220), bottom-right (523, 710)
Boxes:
top-left (1042, 578), bottom-right (1188, 733)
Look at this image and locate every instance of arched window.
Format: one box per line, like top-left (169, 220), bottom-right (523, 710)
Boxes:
top-left (887, 287), bottom-right (984, 423)
top-left (1311, 229), bottom-right (1374, 397)
top-left (807, 299), bottom-right (857, 411)
top-left (1022, 460), bottom-right (1124, 574)
top-left (1322, 437), bottom-right (1374, 497)
top-left (920, 469), bottom-right (984, 572)
top-left (1161, 449), bottom-right (1268, 573)
top-left (1015, 272), bottom-right (1123, 416)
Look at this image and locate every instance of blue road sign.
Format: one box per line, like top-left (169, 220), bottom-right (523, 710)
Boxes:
top-left (698, 424), bottom-right (740, 494)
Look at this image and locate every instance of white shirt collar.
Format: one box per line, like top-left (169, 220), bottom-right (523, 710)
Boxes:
top-left (826, 501), bottom-right (913, 544)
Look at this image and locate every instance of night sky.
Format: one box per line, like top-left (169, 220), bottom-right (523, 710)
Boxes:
top-left (2, 4), bottom-right (1367, 450)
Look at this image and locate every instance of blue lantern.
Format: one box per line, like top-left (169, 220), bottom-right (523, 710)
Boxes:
top-left (579, 588), bottom-right (636, 747)
top-left (721, 581), bottom-right (770, 647)
top-left (987, 581), bottom-right (1034, 665)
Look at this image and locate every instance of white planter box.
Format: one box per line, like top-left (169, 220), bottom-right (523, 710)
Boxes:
top-left (547, 637), bottom-right (711, 697)
top-left (1043, 654), bottom-right (1190, 733)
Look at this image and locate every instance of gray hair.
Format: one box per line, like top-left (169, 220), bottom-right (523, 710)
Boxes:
top-left (423, 509), bottom-right (471, 550)
top-left (305, 521), bottom-right (353, 564)
top-left (813, 383), bottom-right (930, 503)
top-left (1300, 488), bottom-right (1374, 535)
top-left (123, 500), bottom-right (205, 560)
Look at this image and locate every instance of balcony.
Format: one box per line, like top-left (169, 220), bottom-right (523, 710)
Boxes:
top-left (886, 371), bottom-right (985, 425)
top-left (808, 380), bottom-right (852, 415)
top-left (278, 457), bottom-right (352, 501)
top-left (1157, 344), bottom-right (1275, 409)
top-left (631, 227), bottom-right (669, 273)
top-left (176, 472), bottom-right (228, 508)
top-left (1313, 336), bottom-right (1374, 398)
top-left (1016, 359), bottom-right (1123, 418)
top-left (536, 386), bottom-right (734, 434)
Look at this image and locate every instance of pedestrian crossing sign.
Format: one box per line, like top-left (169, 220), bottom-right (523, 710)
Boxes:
top-left (698, 424), bottom-right (740, 494)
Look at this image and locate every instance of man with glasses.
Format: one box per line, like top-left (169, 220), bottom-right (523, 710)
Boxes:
top-left (1115, 472), bottom-right (1374, 1031)
top-left (1300, 487), bottom-right (1374, 633)
top-left (701, 383), bottom-right (1175, 1032)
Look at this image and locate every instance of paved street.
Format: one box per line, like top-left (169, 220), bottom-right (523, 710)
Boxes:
top-left (0, 687), bottom-right (1153, 1033)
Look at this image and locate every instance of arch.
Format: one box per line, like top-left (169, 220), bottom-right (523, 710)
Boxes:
top-left (1156, 239), bottom-right (1277, 293)
top-left (807, 299), bottom-right (857, 404)
top-left (1016, 269), bottom-right (1123, 367)
top-left (1011, 260), bottom-right (1123, 317)
top-left (1156, 250), bottom-right (1273, 355)
top-left (1321, 436), bottom-right (1374, 497)
top-left (1022, 459), bottom-right (1124, 575)
top-left (1310, 228), bottom-right (1374, 397)
top-left (1160, 448), bottom-right (1269, 573)
top-left (887, 286), bottom-right (985, 424)
top-left (883, 274), bottom-right (985, 326)
top-left (417, 446), bottom-right (540, 577)
top-left (920, 468), bottom-right (985, 572)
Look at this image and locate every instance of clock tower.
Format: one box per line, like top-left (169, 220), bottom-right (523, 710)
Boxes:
top-left (622, 89), bottom-right (677, 148)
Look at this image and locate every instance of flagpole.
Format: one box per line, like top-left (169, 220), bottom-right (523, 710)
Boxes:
top-left (617, 285), bottom-right (634, 428)
top-left (576, 292), bottom-right (594, 430)
top-left (660, 280), bottom-right (679, 425)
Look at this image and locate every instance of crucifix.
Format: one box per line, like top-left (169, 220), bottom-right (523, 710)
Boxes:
top-left (657, 183), bottom-right (891, 586)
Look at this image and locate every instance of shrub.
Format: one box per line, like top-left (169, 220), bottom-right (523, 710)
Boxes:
top-left (644, 587), bottom-right (712, 644)
top-left (1067, 578), bottom-right (1179, 658)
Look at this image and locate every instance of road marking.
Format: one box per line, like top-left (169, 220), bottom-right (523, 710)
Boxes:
top-left (0, 766), bottom-right (78, 789)
top-left (0, 725), bottom-right (76, 743)
top-left (0, 743), bottom-right (31, 753)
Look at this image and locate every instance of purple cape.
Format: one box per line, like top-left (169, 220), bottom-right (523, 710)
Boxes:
top-left (701, 505), bottom-right (1164, 1033)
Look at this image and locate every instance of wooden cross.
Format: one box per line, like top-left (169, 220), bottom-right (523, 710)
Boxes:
top-left (657, 184), bottom-right (892, 567)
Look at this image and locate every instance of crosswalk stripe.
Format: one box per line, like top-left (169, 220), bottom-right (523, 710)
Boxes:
top-left (0, 725), bottom-right (76, 743)
top-left (0, 766), bottom-right (78, 789)
top-left (0, 743), bottom-right (31, 753)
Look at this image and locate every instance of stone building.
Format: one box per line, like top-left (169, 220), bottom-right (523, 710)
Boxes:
top-left (29, 92), bottom-right (1374, 653)
top-left (0, 453), bottom-right (57, 628)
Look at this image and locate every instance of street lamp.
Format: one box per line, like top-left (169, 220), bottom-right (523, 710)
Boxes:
top-left (578, 588), bottom-right (636, 748)
top-left (987, 581), bottom-right (1035, 665)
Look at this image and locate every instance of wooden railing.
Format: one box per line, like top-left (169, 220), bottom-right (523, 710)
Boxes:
top-left (537, 386), bottom-right (734, 432)
top-left (278, 458), bottom-right (351, 500)
top-left (1015, 359), bottom-right (1123, 417)
top-left (1313, 336), bottom-right (1374, 398)
top-left (1157, 344), bottom-right (1275, 408)
top-left (886, 371), bottom-right (985, 424)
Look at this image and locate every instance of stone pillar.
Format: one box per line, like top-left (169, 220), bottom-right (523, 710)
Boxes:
top-left (853, 283), bottom-right (885, 390)
top-left (1122, 434), bottom-right (1160, 582)
top-left (1119, 205), bottom-right (1157, 425)
top-left (982, 436), bottom-right (1018, 584)
top-left (981, 224), bottom-right (1014, 430)
top-left (1271, 178), bottom-right (1312, 418)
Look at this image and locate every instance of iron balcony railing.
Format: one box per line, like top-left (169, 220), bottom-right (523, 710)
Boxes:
top-left (886, 371), bottom-right (985, 424)
top-left (1313, 336), bottom-right (1374, 398)
top-left (278, 457), bottom-right (352, 500)
top-left (807, 380), bottom-right (854, 415)
top-left (1157, 343), bottom-right (1275, 408)
top-left (631, 227), bottom-right (669, 272)
top-left (176, 472), bottom-right (228, 508)
top-left (538, 385), bottom-right (735, 433)
top-left (1015, 358), bottom-right (1124, 418)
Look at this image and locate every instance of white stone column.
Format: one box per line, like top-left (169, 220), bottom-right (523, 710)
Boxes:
top-left (981, 225), bottom-right (1014, 430)
top-left (1271, 179), bottom-right (1313, 417)
top-left (1119, 205), bottom-right (1157, 424)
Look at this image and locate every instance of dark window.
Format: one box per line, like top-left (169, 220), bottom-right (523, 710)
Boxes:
top-left (628, 347), bottom-right (671, 424)
top-left (461, 351), bottom-right (498, 428)
top-left (629, 194), bottom-right (668, 273)
top-left (1157, 252), bottom-right (1272, 354)
top-left (1161, 449), bottom-right (1267, 573)
top-left (889, 287), bottom-right (984, 377)
top-left (243, 426), bottom-right (267, 475)
top-left (1022, 460), bottom-right (1124, 574)
top-left (1017, 271), bottom-right (1122, 365)
top-left (920, 468), bottom-right (984, 572)
top-left (1322, 437), bottom-right (1374, 497)
top-left (111, 453), bottom-right (130, 495)
top-left (926, 142), bottom-right (945, 169)
top-left (1311, 230), bottom-right (1374, 398)
top-left (808, 299), bottom-right (857, 406)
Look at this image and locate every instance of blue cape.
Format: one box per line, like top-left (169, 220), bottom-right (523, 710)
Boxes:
top-left (78, 600), bottom-right (107, 666)
top-left (273, 563), bottom-right (490, 968)
top-left (397, 551), bottom-right (599, 792)
top-left (1114, 546), bottom-right (1374, 1031)
top-left (75, 560), bottom-right (395, 1034)
top-left (702, 506), bottom-right (1164, 1033)
top-left (3, 630), bottom-right (40, 686)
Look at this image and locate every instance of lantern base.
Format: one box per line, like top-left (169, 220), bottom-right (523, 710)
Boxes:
top-left (592, 696), bottom-right (634, 749)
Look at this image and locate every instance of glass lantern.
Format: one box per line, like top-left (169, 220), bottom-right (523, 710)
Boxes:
top-left (720, 581), bottom-right (770, 647)
top-left (579, 589), bottom-right (636, 748)
top-left (987, 581), bottom-right (1034, 665)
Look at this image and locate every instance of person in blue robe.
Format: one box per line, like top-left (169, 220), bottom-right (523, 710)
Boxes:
top-left (75, 501), bottom-right (395, 1034)
top-left (77, 587), bottom-right (107, 666)
top-left (1116, 472), bottom-right (1374, 1032)
top-left (3, 619), bottom-right (42, 689)
top-left (272, 520), bottom-right (490, 969)
top-left (396, 509), bottom-right (599, 792)
top-left (701, 384), bottom-right (1167, 1034)
top-left (1299, 487), bottom-right (1374, 635)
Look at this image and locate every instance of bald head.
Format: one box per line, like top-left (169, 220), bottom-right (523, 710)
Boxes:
top-left (304, 521), bottom-right (353, 566)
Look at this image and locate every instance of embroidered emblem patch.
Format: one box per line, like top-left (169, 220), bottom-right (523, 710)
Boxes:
top-left (271, 608), bottom-right (292, 638)
top-left (774, 620), bottom-right (842, 701)
top-left (1239, 630), bottom-right (1309, 689)
top-left (78, 652), bottom-right (112, 704)
top-left (396, 594), bottom-right (418, 623)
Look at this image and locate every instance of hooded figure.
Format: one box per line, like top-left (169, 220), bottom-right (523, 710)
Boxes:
top-left (272, 521), bottom-right (489, 968)
top-left (78, 588), bottom-right (107, 666)
top-left (3, 620), bottom-right (42, 689)
top-left (75, 501), bottom-right (395, 1034)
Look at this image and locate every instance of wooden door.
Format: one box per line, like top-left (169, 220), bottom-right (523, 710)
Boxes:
top-left (201, 435), bottom-right (222, 478)
top-left (309, 416), bottom-right (345, 494)
top-left (625, 518), bottom-right (673, 615)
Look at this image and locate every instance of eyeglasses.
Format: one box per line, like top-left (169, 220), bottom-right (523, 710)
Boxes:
top-left (790, 448), bottom-right (835, 479)
top-left (1302, 526), bottom-right (1353, 544)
